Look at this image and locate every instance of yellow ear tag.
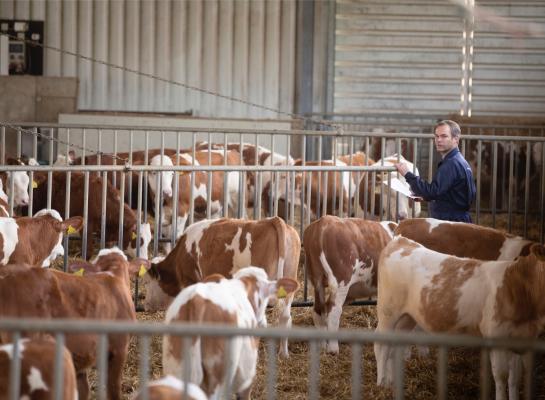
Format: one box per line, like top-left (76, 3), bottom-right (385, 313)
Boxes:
top-left (138, 264), bottom-right (147, 277)
top-left (67, 225), bottom-right (77, 235)
top-left (73, 268), bottom-right (85, 277)
top-left (131, 232), bottom-right (137, 240)
top-left (32, 180), bottom-right (38, 189)
top-left (277, 286), bottom-right (288, 299)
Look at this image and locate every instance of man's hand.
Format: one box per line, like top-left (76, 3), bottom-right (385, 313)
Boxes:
top-left (395, 162), bottom-right (410, 176)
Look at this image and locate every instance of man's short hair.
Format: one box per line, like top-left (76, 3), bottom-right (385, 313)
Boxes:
top-left (435, 120), bottom-right (461, 139)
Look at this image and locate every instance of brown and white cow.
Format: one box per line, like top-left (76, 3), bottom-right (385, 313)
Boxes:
top-left (394, 218), bottom-right (534, 260)
top-left (133, 375), bottom-right (207, 400)
top-left (163, 267), bottom-right (298, 399)
top-left (0, 209), bottom-right (83, 268)
top-left (161, 150), bottom-right (244, 250)
top-left (142, 216), bottom-right (300, 357)
top-left (375, 236), bottom-right (545, 400)
top-left (0, 338), bottom-right (77, 400)
top-left (303, 215), bottom-right (397, 353)
top-left (0, 247), bottom-right (150, 400)
top-left (195, 142), bottom-right (294, 207)
top-left (30, 171), bottom-right (151, 259)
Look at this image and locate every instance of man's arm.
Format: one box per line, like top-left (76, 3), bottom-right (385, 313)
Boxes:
top-left (395, 162), bottom-right (457, 200)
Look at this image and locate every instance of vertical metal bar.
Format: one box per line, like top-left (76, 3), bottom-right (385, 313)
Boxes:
top-left (437, 347), bottom-right (448, 400)
top-left (118, 173), bottom-right (126, 249)
top-left (273, 170), bottom-right (279, 217)
top-left (316, 136), bottom-right (322, 219)
top-left (112, 130), bottom-right (118, 188)
top-left (134, 170), bottom-right (144, 306)
top-left (206, 132), bottom-right (212, 219)
top-left (351, 343), bottom-right (362, 400)
top-left (182, 337), bottom-right (192, 400)
top-left (128, 130), bottom-right (134, 208)
top-left (189, 134), bottom-right (196, 226)
top-left (347, 136), bottom-right (354, 217)
top-left (290, 170), bottom-right (296, 227)
top-left (492, 141), bottom-right (498, 228)
top-left (285, 135), bottom-right (291, 220)
top-left (223, 134), bottom-right (229, 217)
top-left (222, 338), bottom-right (234, 399)
top-left (1, 126), bottom-right (5, 164)
top-left (524, 141), bottom-right (530, 238)
top-left (143, 131), bottom-right (149, 223)
top-left (299, 135), bottom-right (307, 240)
top-left (63, 169), bottom-right (72, 271)
top-left (332, 137), bottom-right (338, 215)
top-left (101, 171), bottom-right (108, 249)
top-left (322, 168), bottom-right (329, 217)
top-left (508, 142), bottom-right (514, 233)
top-left (138, 335), bottom-right (150, 400)
top-left (476, 140), bottom-right (482, 225)
top-left (82, 171), bottom-right (90, 260)
top-left (239, 135), bottom-right (246, 218)
top-left (394, 346), bottom-right (405, 400)
top-left (267, 339), bottom-right (278, 400)
top-left (428, 137), bottom-right (434, 181)
top-left (256, 171), bottom-right (263, 221)
top-left (96, 334), bottom-right (108, 400)
top-left (153, 169), bottom-right (161, 257)
top-left (411, 138), bottom-right (418, 218)
top-left (363, 137), bottom-right (370, 219)
top-left (541, 141), bottom-right (545, 243)
top-left (16, 128), bottom-right (21, 158)
top-left (171, 133), bottom-right (181, 248)
top-left (253, 133), bottom-right (259, 220)
top-left (480, 349), bottom-right (491, 400)
top-left (47, 132), bottom-right (53, 209)
top-left (28, 127), bottom-right (38, 216)
top-left (8, 332), bottom-right (21, 400)
top-left (379, 137), bottom-right (385, 221)
top-left (53, 333), bottom-right (66, 400)
top-left (308, 340), bottom-right (320, 400)
top-left (82, 129), bottom-right (87, 163)
top-left (524, 352), bottom-right (535, 400)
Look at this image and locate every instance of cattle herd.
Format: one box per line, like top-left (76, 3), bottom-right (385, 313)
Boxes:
top-left (0, 142), bottom-right (543, 400)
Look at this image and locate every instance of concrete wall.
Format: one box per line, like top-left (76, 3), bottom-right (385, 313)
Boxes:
top-left (0, 76), bottom-right (77, 156)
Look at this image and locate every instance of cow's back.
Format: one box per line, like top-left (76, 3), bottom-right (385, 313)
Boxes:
top-left (395, 218), bottom-right (532, 260)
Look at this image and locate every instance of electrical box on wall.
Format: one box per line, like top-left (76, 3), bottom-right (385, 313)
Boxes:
top-left (0, 20), bottom-right (43, 76)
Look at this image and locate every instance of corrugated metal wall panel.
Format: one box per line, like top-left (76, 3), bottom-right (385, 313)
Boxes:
top-left (471, 0), bottom-right (545, 116)
top-left (334, 0), bottom-right (465, 115)
top-left (0, 0), bottom-right (295, 118)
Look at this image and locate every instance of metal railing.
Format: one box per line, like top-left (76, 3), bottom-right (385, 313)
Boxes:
top-left (0, 318), bottom-right (542, 400)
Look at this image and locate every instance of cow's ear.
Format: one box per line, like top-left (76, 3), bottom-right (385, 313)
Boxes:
top-left (129, 258), bottom-right (151, 278)
top-left (62, 216), bottom-right (84, 234)
top-left (273, 278), bottom-right (299, 299)
top-left (531, 244), bottom-right (545, 261)
top-left (203, 273), bottom-right (225, 283)
top-left (67, 261), bottom-right (98, 276)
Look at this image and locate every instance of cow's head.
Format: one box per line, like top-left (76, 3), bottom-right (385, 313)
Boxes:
top-left (234, 267), bottom-right (298, 327)
top-left (148, 155), bottom-right (174, 203)
top-left (125, 222), bottom-right (152, 260)
top-left (5, 158), bottom-right (30, 207)
top-left (33, 209), bottom-right (84, 267)
top-left (141, 256), bottom-right (177, 312)
top-left (69, 247), bottom-right (151, 286)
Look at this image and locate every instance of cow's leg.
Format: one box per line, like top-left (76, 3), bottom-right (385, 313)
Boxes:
top-left (508, 353), bottom-right (522, 400)
top-left (76, 371), bottom-right (89, 400)
top-left (236, 384), bottom-right (252, 400)
top-left (277, 295), bottom-right (294, 358)
top-left (325, 285), bottom-right (351, 354)
top-left (107, 341), bottom-right (128, 400)
top-left (374, 310), bottom-right (404, 387)
top-left (490, 349), bottom-right (509, 400)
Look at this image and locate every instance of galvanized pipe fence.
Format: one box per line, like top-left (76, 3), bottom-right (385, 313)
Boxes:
top-left (0, 318), bottom-right (542, 400)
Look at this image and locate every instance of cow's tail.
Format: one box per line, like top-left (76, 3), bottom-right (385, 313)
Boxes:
top-left (270, 216), bottom-right (286, 280)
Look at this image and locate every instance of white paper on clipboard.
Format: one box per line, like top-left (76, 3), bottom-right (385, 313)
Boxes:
top-left (382, 177), bottom-right (421, 199)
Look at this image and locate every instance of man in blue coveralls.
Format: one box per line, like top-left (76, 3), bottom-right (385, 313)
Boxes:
top-left (395, 120), bottom-right (476, 222)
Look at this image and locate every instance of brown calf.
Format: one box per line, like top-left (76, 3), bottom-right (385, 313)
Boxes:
top-left (0, 337), bottom-right (77, 400)
top-left (0, 209), bottom-right (83, 268)
top-left (0, 248), bottom-right (149, 400)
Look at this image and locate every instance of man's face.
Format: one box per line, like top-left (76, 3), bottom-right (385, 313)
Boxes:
top-left (434, 124), bottom-right (459, 156)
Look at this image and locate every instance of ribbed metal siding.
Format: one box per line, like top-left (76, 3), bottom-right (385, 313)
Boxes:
top-left (471, 1), bottom-right (545, 116)
top-left (334, 0), bottom-right (465, 115)
top-left (0, 0), bottom-right (296, 118)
